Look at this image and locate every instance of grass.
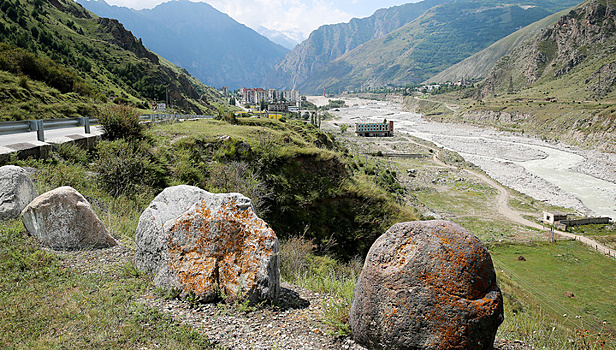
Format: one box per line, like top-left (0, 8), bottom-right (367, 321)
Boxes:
top-left (0, 219), bottom-right (215, 349)
top-left (490, 241), bottom-right (616, 342)
top-left (570, 224), bottom-right (616, 238)
top-left (279, 236), bottom-right (361, 336)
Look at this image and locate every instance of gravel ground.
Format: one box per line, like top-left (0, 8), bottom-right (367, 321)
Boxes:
top-left (53, 244), bottom-right (532, 350)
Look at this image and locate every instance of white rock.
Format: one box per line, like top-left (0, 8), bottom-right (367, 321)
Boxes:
top-left (21, 186), bottom-right (117, 250)
top-left (0, 165), bottom-right (38, 220)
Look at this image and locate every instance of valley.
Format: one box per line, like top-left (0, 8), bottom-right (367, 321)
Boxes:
top-left (2, 0), bottom-right (616, 348)
top-left (315, 97), bottom-right (616, 345)
top-left (319, 97), bottom-right (616, 221)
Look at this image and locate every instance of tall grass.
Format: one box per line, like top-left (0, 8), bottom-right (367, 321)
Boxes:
top-left (279, 236), bottom-right (362, 335)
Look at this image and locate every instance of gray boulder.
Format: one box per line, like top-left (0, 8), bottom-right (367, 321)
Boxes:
top-left (21, 186), bottom-right (117, 250)
top-left (135, 185), bottom-right (279, 303)
top-left (0, 165), bottom-right (38, 220)
top-left (350, 220), bottom-right (503, 350)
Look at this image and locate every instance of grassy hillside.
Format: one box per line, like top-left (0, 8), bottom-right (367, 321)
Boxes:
top-left (0, 0), bottom-right (224, 121)
top-left (427, 8), bottom-right (571, 84)
top-left (413, 0), bottom-right (616, 153)
top-left (0, 108), bottom-right (419, 345)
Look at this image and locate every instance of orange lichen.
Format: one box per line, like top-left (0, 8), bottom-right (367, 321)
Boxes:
top-left (166, 199), bottom-right (277, 301)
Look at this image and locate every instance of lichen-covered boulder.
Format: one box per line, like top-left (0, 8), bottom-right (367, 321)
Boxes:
top-left (350, 220), bottom-right (503, 350)
top-left (0, 165), bottom-right (38, 220)
top-left (135, 185), bottom-right (279, 303)
top-left (21, 186), bottom-right (117, 250)
top-left (135, 185), bottom-right (211, 276)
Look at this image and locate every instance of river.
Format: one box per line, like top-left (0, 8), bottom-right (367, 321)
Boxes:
top-left (319, 97), bottom-right (616, 219)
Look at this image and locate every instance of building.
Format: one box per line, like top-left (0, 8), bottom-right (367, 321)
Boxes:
top-left (355, 121), bottom-right (394, 137)
top-left (543, 211), bottom-right (568, 225)
top-left (283, 89), bottom-right (301, 102)
top-left (543, 211), bottom-right (611, 230)
top-left (241, 88), bottom-right (301, 105)
top-left (222, 86), bottom-right (229, 97)
top-left (268, 102), bottom-right (289, 113)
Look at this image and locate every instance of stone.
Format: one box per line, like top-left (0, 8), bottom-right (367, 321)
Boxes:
top-left (135, 185), bottom-right (279, 303)
top-left (0, 165), bottom-right (38, 220)
top-left (350, 220), bottom-right (503, 350)
top-left (21, 186), bottom-right (117, 250)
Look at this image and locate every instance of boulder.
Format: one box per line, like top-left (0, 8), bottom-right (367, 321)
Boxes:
top-left (0, 165), bottom-right (38, 220)
top-left (135, 185), bottom-right (279, 303)
top-left (21, 186), bottom-right (117, 250)
top-left (350, 220), bottom-right (503, 350)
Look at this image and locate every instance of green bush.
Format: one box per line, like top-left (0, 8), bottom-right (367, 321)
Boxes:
top-left (94, 139), bottom-right (167, 196)
top-left (51, 142), bottom-right (89, 166)
top-left (97, 104), bottom-right (144, 141)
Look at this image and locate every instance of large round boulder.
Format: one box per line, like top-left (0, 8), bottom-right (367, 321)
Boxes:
top-left (21, 186), bottom-right (117, 250)
top-left (350, 220), bottom-right (503, 350)
top-left (135, 185), bottom-right (279, 304)
top-left (0, 165), bottom-right (38, 220)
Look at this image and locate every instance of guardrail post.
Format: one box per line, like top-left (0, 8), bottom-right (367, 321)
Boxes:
top-left (84, 117), bottom-right (90, 134)
top-left (36, 120), bottom-right (45, 142)
top-left (28, 120), bottom-right (38, 132)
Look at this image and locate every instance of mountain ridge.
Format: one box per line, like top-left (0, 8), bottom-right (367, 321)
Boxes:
top-left (78, 0), bottom-right (289, 89)
top-left (0, 0), bottom-right (223, 119)
top-left (262, 0), bottom-right (449, 90)
top-left (266, 0), bottom-right (583, 94)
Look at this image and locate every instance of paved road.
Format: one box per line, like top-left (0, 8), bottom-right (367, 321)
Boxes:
top-left (0, 125), bottom-right (103, 147)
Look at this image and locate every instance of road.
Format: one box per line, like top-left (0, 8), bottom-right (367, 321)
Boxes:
top-left (0, 125), bottom-right (103, 147)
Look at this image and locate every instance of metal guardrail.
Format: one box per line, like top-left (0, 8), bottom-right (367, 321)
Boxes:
top-left (0, 114), bottom-right (212, 143)
top-left (0, 117), bottom-right (97, 142)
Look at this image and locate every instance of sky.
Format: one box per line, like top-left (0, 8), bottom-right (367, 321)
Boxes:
top-left (100, 0), bottom-right (420, 43)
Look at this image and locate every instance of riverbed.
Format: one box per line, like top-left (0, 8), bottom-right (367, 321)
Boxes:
top-left (313, 97), bottom-right (616, 219)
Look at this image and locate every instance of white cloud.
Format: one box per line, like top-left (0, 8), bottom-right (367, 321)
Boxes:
top-left (206, 0), bottom-right (353, 42)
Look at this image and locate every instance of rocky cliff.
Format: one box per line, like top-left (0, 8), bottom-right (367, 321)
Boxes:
top-left (478, 0), bottom-right (616, 98)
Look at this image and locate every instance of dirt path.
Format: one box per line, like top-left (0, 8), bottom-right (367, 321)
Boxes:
top-left (407, 134), bottom-right (616, 259)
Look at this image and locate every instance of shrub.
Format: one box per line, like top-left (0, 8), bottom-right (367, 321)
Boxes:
top-left (206, 161), bottom-right (270, 216)
top-left (18, 74), bottom-right (29, 90)
top-left (94, 139), bottom-right (167, 196)
top-left (51, 142), bottom-right (90, 166)
top-left (97, 104), bottom-right (144, 141)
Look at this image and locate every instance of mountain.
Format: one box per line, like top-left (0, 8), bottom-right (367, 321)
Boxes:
top-left (266, 0), bottom-right (583, 94)
top-left (263, 0), bottom-right (449, 90)
top-left (0, 0), bottom-right (222, 120)
top-left (433, 0), bottom-right (616, 153)
top-left (78, 0), bottom-right (289, 90)
top-left (257, 26), bottom-right (298, 50)
top-left (427, 7), bottom-right (571, 83)
top-left (477, 0), bottom-right (616, 100)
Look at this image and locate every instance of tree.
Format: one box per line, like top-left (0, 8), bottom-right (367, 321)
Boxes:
top-left (229, 96), bottom-right (236, 106)
top-left (340, 124), bottom-right (348, 134)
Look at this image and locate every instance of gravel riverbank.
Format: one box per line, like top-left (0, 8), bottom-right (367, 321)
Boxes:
top-left (316, 97), bottom-right (616, 218)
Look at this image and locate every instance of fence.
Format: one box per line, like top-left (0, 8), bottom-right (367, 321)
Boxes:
top-left (0, 114), bottom-right (214, 143)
